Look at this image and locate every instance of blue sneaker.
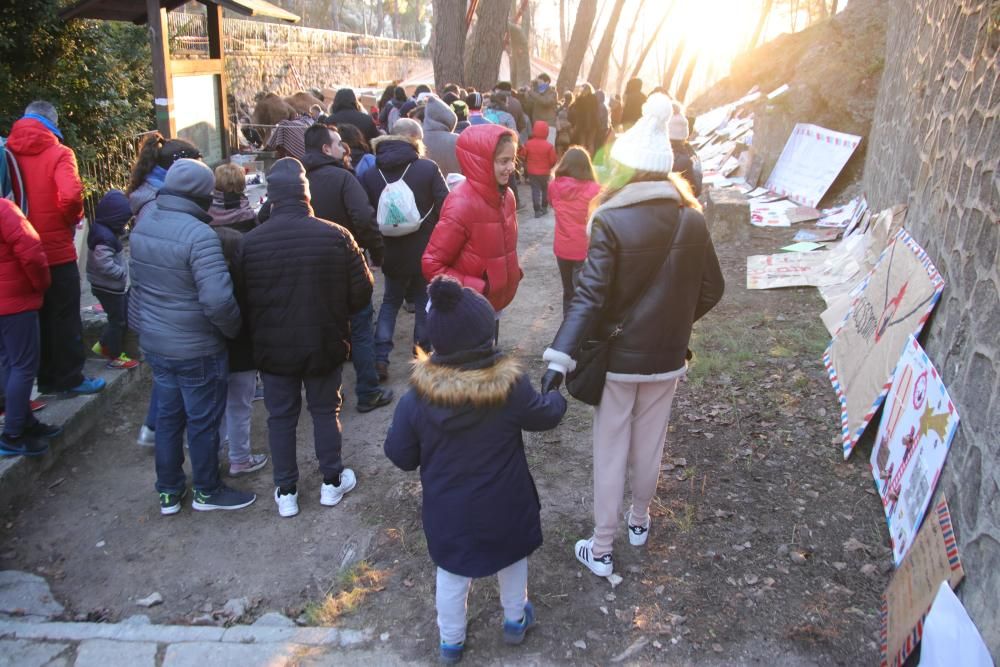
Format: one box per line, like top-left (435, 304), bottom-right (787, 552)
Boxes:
top-left (439, 640), bottom-right (464, 664)
top-left (0, 433), bottom-right (48, 457)
top-left (70, 377), bottom-right (106, 395)
top-left (502, 601), bottom-right (534, 645)
top-left (192, 484), bottom-right (256, 511)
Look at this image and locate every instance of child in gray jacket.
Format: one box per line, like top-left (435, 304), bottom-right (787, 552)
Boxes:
top-left (87, 190), bottom-right (138, 369)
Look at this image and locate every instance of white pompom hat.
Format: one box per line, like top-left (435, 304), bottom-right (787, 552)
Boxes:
top-left (609, 92), bottom-right (675, 174)
top-left (668, 101), bottom-right (690, 140)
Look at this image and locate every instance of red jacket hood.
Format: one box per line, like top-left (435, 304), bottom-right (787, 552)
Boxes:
top-left (6, 118), bottom-right (61, 156)
top-left (531, 120), bottom-right (549, 139)
top-left (456, 124), bottom-right (516, 207)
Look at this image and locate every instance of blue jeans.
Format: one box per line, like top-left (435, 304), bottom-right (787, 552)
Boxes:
top-left (145, 381), bottom-right (159, 430)
top-left (375, 274), bottom-right (428, 365)
top-left (262, 366), bottom-right (344, 488)
top-left (145, 350), bottom-right (228, 494)
top-left (350, 303), bottom-right (380, 401)
top-left (0, 311), bottom-right (41, 437)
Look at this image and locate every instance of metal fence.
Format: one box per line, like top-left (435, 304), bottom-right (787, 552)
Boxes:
top-left (168, 13), bottom-right (424, 60)
top-left (77, 131), bottom-right (158, 221)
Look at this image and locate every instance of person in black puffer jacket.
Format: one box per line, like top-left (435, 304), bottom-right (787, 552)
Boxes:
top-left (541, 94), bottom-right (724, 579)
top-left (301, 122), bottom-right (393, 414)
top-left (360, 119), bottom-right (449, 381)
top-left (328, 88), bottom-right (380, 143)
top-left (239, 157), bottom-right (374, 519)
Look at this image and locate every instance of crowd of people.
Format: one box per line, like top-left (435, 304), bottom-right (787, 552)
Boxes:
top-left (0, 77), bottom-right (720, 663)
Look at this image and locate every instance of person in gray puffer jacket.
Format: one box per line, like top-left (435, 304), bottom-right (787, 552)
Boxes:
top-left (422, 95), bottom-right (461, 177)
top-left (129, 158), bottom-right (255, 515)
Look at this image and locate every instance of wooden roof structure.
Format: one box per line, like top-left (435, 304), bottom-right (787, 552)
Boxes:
top-left (60, 0), bottom-right (299, 160)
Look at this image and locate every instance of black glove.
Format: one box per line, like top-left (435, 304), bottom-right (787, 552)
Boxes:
top-left (540, 369), bottom-right (564, 394)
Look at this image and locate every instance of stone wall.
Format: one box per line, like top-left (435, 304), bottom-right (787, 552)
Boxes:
top-left (862, 0), bottom-right (998, 656)
top-left (225, 53), bottom-right (429, 108)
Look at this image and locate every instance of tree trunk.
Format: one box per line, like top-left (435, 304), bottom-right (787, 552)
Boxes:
top-left (629, 6), bottom-right (671, 81)
top-left (675, 53), bottom-right (699, 102)
top-left (432, 0), bottom-right (467, 88)
top-left (661, 38), bottom-right (685, 89)
top-left (509, 0), bottom-right (532, 87)
top-left (559, 0), bottom-right (567, 58)
top-left (464, 0), bottom-right (512, 91)
top-left (586, 0), bottom-right (627, 90)
top-left (614, 0), bottom-right (645, 93)
top-left (829, 0), bottom-right (839, 15)
top-left (746, 0), bottom-right (773, 51)
top-left (556, 0), bottom-right (598, 92)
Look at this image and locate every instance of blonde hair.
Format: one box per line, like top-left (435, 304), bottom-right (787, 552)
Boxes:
top-left (214, 163), bottom-right (246, 194)
top-left (598, 168), bottom-right (702, 212)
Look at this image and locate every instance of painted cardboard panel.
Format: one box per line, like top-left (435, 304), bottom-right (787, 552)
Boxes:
top-left (764, 123), bottom-right (861, 207)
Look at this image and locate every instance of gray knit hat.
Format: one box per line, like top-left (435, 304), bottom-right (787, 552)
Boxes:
top-left (164, 158), bottom-right (214, 198)
top-left (266, 157), bottom-right (311, 202)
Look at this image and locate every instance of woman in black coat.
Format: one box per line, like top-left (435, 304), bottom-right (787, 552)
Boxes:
top-left (541, 94), bottom-right (724, 579)
top-left (568, 82), bottom-right (598, 154)
top-left (328, 88), bottom-right (380, 142)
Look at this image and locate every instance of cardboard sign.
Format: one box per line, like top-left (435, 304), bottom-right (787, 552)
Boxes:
top-left (750, 198), bottom-right (798, 227)
top-left (871, 335), bottom-right (959, 564)
top-left (746, 251), bottom-right (847, 289)
top-left (823, 229), bottom-right (944, 458)
top-left (881, 496), bottom-right (964, 667)
top-left (764, 123), bottom-right (861, 207)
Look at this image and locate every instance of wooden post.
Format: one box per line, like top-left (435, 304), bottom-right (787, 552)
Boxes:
top-left (205, 2), bottom-right (230, 158)
top-left (147, 0), bottom-right (175, 137)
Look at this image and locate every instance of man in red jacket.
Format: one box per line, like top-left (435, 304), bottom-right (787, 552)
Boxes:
top-left (6, 101), bottom-right (105, 395)
top-left (0, 200), bottom-right (62, 456)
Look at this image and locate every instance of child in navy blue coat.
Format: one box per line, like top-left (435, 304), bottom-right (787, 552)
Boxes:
top-left (384, 276), bottom-right (567, 664)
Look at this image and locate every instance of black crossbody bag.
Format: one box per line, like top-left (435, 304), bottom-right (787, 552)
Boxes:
top-left (566, 213), bottom-right (681, 405)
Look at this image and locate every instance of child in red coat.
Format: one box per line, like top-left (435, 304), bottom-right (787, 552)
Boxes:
top-left (547, 147), bottom-right (602, 313)
top-left (520, 120), bottom-right (557, 218)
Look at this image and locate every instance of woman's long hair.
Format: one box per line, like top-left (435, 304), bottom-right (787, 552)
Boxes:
top-left (127, 134), bottom-right (201, 194)
top-left (598, 166), bottom-right (701, 212)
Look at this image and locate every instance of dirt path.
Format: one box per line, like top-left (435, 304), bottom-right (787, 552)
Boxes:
top-left (1, 204), bottom-right (889, 665)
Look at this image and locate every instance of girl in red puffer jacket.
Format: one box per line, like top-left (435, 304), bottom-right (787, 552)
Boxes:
top-left (547, 147), bottom-right (602, 313)
top-left (422, 124), bottom-right (522, 321)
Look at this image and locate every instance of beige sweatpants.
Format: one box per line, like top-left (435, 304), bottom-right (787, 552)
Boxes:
top-left (590, 376), bottom-right (680, 556)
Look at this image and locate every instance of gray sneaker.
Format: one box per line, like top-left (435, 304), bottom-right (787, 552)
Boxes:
top-left (229, 452), bottom-right (268, 477)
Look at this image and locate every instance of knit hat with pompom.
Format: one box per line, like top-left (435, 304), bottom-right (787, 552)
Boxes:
top-left (668, 101), bottom-right (690, 141)
top-left (425, 276), bottom-right (498, 366)
top-left (610, 92), bottom-right (675, 173)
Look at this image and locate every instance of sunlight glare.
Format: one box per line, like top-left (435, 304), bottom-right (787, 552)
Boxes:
top-left (657, 0), bottom-right (761, 77)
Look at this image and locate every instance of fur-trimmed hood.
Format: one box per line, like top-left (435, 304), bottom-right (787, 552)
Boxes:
top-left (410, 351), bottom-right (521, 412)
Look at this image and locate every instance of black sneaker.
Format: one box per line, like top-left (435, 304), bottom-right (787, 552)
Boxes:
top-left (159, 488), bottom-right (188, 516)
top-left (192, 484), bottom-right (256, 511)
top-left (23, 420), bottom-right (62, 439)
top-left (357, 389), bottom-right (394, 413)
top-left (0, 433), bottom-right (48, 457)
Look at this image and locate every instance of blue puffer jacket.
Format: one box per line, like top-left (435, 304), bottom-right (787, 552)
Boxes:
top-left (129, 191), bottom-right (241, 359)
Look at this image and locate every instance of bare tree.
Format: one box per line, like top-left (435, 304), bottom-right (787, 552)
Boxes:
top-left (629, 6), bottom-right (672, 80)
top-left (674, 52), bottom-right (699, 102)
top-left (509, 0), bottom-right (532, 87)
top-left (556, 0), bottom-right (598, 92)
top-left (661, 38), bottom-right (686, 90)
top-left (586, 0), bottom-right (627, 89)
top-left (559, 0), bottom-right (567, 58)
top-left (464, 0), bottom-right (512, 91)
top-left (614, 0), bottom-right (646, 92)
top-left (746, 0), bottom-right (774, 51)
top-left (432, 0), bottom-right (467, 88)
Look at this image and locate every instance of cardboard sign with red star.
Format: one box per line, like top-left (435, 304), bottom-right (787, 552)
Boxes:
top-left (871, 335), bottom-right (959, 566)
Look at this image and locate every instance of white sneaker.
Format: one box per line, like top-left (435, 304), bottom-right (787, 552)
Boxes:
top-left (626, 509), bottom-right (650, 546)
top-left (320, 468), bottom-right (357, 506)
top-left (274, 487), bottom-right (299, 517)
top-left (136, 425), bottom-right (155, 447)
top-left (575, 538), bottom-right (613, 577)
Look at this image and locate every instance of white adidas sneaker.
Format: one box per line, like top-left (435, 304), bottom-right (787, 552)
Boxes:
top-left (575, 538), bottom-right (614, 577)
top-left (626, 509), bottom-right (650, 546)
top-left (274, 487), bottom-right (299, 518)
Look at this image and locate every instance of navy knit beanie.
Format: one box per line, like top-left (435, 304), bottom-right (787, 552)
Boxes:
top-left (267, 157), bottom-right (310, 202)
top-left (94, 189), bottom-right (131, 231)
top-left (426, 276), bottom-right (497, 361)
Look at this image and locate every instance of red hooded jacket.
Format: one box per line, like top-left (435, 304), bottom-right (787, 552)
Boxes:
top-left (422, 124), bottom-right (521, 311)
top-left (5, 118), bottom-right (84, 266)
top-left (548, 176), bottom-right (602, 261)
top-left (0, 199), bottom-right (51, 315)
top-left (520, 120), bottom-right (557, 176)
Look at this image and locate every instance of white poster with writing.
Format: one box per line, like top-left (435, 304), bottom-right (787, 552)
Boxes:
top-left (764, 124), bottom-right (861, 207)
